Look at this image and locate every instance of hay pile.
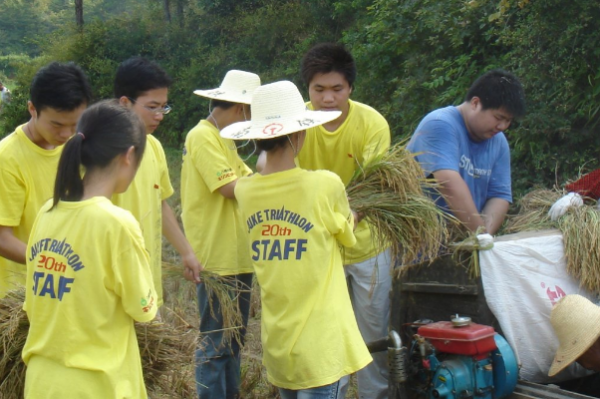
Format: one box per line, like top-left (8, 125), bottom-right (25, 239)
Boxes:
top-left (558, 206), bottom-right (600, 294)
top-left (347, 142), bottom-right (454, 265)
top-left (502, 188), bottom-right (600, 295)
top-left (0, 288), bottom-right (196, 398)
top-left (501, 189), bottom-right (561, 234)
top-left (0, 289), bottom-right (27, 396)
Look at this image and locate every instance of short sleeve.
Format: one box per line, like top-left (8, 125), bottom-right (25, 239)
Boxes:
top-left (329, 178), bottom-right (356, 248)
top-left (153, 139), bottom-right (174, 201)
top-left (0, 164), bottom-right (26, 227)
top-left (486, 137), bottom-right (512, 203)
top-left (112, 222), bottom-right (158, 322)
top-left (410, 119), bottom-right (461, 176)
top-left (362, 118), bottom-right (391, 164)
top-left (191, 132), bottom-right (240, 193)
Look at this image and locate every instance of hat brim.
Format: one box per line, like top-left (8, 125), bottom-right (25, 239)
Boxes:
top-left (220, 109), bottom-right (342, 140)
top-left (548, 330), bottom-right (600, 376)
top-left (193, 89), bottom-right (253, 104)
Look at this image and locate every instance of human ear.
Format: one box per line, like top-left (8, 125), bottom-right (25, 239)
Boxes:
top-left (123, 145), bottom-right (136, 166)
top-left (27, 101), bottom-right (37, 118)
top-left (119, 96), bottom-right (133, 108)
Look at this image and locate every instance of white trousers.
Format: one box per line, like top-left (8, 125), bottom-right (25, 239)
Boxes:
top-left (339, 249), bottom-right (392, 399)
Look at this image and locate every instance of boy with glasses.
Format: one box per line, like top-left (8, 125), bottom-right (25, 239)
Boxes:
top-left (113, 57), bottom-right (202, 308)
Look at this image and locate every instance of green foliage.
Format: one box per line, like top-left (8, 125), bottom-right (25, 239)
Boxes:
top-left (6, 0), bottom-right (350, 145)
top-left (0, 55), bottom-right (45, 138)
top-left (500, 0), bottom-right (600, 189)
top-left (338, 0), bottom-right (600, 195)
top-left (340, 0), bottom-right (505, 139)
top-left (3, 0), bottom-right (600, 196)
top-left (0, 0), bottom-right (63, 56)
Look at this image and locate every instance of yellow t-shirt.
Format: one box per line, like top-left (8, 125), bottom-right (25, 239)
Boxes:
top-left (112, 134), bottom-right (173, 306)
top-left (235, 168), bottom-right (372, 390)
top-left (22, 197), bottom-right (157, 399)
top-left (0, 125), bottom-right (62, 297)
top-left (180, 120), bottom-right (253, 276)
top-left (297, 99), bottom-right (391, 264)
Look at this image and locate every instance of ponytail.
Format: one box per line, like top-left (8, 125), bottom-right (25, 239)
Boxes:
top-left (52, 133), bottom-right (86, 208)
top-left (51, 100), bottom-right (146, 209)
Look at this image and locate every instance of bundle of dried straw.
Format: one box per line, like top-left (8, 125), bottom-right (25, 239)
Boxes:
top-left (502, 188), bottom-right (600, 294)
top-left (347, 142), bottom-right (453, 266)
top-left (501, 189), bottom-right (560, 234)
top-left (162, 264), bottom-right (246, 346)
top-left (0, 288), bottom-right (196, 398)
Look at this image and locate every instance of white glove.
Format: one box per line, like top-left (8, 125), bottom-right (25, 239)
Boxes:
top-left (476, 233), bottom-right (494, 250)
top-left (548, 192), bottom-right (583, 221)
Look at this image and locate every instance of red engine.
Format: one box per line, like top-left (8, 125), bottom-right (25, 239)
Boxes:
top-left (417, 321), bottom-right (497, 359)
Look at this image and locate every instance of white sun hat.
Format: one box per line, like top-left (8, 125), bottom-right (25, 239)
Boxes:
top-left (548, 294), bottom-right (600, 376)
top-left (220, 80), bottom-right (341, 140)
top-left (193, 70), bottom-right (261, 104)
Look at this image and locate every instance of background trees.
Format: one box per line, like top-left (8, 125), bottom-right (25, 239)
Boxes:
top-left (1, 0), bottom-right (600, 195)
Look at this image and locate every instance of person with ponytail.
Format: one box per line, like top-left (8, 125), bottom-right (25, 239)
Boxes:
top-left (220, 81), bottom-right (372, 398)
top-left (22, 100), bottom-right (158, 399)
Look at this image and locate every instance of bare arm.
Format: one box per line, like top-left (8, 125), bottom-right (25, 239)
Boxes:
top-left (0, 225), bottom-right (26, 264)
top-left (481, 198), bottom-right (509, 235)
top-left (218, 180), bottom-right (237, 199)
top-left (433, 169), bottom-right (485, 233)
top-left (161, 201), bottom-right (203, 283)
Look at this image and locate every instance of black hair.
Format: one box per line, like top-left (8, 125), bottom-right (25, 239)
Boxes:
top-left (301, 43), bottom-right (357, 88)
top-left (210, 99), bottom-right (238, 110)
top-left (30, 62), bottom-right (92, 114)
top-left (114, 57), bottom-right (172, 100)
top-left (466, 69), bottom-right (526, 118)
top-left (52, 100), bottom-right (146, 209)
top-left (255, 136), bottom-right (290, 152)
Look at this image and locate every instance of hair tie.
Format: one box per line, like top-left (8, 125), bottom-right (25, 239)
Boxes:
top-left (77, 132), bottom-right (85, 140)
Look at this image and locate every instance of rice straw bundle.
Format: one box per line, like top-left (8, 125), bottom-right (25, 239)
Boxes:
top-left (496, 188), bottom-right (600, 294)
top-left (0, 289), bottom-right (27, 397)
top-left (501, 189), bottom-right (561, 233)
top-left (136, 318), bottom-right (196, 397)
top-left (558, 206), bottom-right (600, 294)
top-left (347, 142), bottom-right (453, 265)
top-left (162, 262), bottom-right (245, 346)
top-left (0, 288), bottom-right (196, 398)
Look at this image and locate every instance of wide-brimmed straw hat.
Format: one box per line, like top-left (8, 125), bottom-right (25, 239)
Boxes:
top-left (548, 295), bottom-right (600, 376)
top-left (220, 80), bottom-right (341, 140)
top-left (193, 70), bottom-right (261, 104)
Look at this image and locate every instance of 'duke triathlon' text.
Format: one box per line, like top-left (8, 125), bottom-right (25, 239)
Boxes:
top-left (246, 207), bottom-right (314, 261)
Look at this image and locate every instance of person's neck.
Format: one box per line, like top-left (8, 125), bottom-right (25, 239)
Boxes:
top-left (207, 107), bottom-right (242, 131)
top-left (24, 119), bottom-right (56, 150)
top-left (260, 145), bottom-right (297, 175)
top-left (321, 100), bottom-right (351, 132)
top-left (456, 102), bottom-right (474, 139)
top-left (81, 169), bottom-right (119, 201)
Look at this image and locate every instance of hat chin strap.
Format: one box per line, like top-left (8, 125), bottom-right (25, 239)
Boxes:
top-left (287, 135), bottom-right (298, 157)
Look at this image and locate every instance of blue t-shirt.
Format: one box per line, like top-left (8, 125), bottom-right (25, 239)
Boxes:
top-left (407, 106), bottom-right (512, 213)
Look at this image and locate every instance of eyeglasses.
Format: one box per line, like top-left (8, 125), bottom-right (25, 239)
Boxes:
top-left (127, 97), bottom-right (172, 115)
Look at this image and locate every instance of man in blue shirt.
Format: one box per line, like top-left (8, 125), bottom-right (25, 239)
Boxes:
top-left (407, 69), bottom-right (525, 234)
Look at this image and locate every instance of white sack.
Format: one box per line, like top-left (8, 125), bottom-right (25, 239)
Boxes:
top-left (479, 229), bottom-right (598, 383)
